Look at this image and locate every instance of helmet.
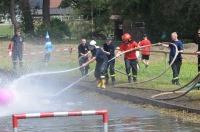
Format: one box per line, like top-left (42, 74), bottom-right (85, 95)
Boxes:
top-left (90, 40), bottom-right (96, 46)
top-left (122, 33), bottom-right (131, 41)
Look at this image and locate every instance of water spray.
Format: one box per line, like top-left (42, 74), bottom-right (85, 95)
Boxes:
top-left (13, 66), bottom-right (83, 85)
top-left (54, 69), bottom-right (95, 96)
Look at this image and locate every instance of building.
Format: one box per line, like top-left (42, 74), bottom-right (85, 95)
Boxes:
top-left (29, 0), bottom-right (79, 20)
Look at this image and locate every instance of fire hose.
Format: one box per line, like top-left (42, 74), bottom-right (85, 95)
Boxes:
top-left (114, 42), bottom-right (179, 87)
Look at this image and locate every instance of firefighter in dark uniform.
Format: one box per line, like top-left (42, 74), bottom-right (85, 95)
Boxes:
top-left (103, 38), bottom-right (116, 85)
top-left (10, 30), bottom-right (25, 70)
top-left (78, 39), bottom-right (90, 76)
top-left (116, 33), bottom-right (139, 83)
top-left (161, 32), bottom-right (184, 85)
top-left (195, 29), bottom-right (200, 73)
top-left (82, 40), bottom-right (108, 89)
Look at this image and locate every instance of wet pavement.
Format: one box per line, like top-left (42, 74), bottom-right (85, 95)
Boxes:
top-left (0, 74), bottom-right (200, 131)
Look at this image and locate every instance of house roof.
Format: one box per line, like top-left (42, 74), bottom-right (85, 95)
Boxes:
top-left (29, 0), bottom-right (63, 9)
top-left (50, 0), bottom-right (62, 8)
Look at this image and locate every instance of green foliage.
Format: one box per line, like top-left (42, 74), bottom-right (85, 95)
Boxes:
top-left (61, 0), bottom-right (113, 39)
top-left (112, 0), bottom-right (200, 41)
top-left (35, 18), bottom-right (71, 40)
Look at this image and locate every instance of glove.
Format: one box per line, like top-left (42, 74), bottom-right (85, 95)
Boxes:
top-left (9, 51), bottom-right (12, 56)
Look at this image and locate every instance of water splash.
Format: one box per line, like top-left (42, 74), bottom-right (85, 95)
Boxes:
top-left (0, 66), bottom-right (84, 116)
top-left (54, 70), bottom-right (94, 96)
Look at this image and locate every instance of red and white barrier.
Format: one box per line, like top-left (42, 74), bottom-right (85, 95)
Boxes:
top-left (12, 110), bottom-right (108, 132)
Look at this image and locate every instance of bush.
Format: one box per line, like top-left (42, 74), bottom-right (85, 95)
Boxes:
top-left (35, 18), bottom-right (71, 41)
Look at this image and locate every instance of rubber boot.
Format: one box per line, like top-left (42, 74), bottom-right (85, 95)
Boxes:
top-left (97, 80), bottom-right (102, 88)
top-left (128, 76), bottom-right (132, 83)
top-left (102, 79), bottom-right (106, 89)
top-left (111, 77), bottom-right (116, 85)
top-left (133, 77), bottom-right (137, 82)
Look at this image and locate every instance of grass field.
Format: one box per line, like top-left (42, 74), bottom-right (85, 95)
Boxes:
top-left (0, 25), bottom-right (13, 37)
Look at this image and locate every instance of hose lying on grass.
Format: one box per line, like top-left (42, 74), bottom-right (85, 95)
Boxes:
top-left (151, 74), bottom-right (200, 100)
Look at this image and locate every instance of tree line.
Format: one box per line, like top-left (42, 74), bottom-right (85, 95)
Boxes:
top-left (0, 0), bottom-right (200, 41)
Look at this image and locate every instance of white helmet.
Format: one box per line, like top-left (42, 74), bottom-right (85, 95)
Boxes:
top-left (90, 40), bottom-right (96, 46)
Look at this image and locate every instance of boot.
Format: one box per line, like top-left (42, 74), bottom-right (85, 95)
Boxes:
top-left (128, 76), bottom-right (132, 83)
top-left (97, 80), bottom-right (102, 88)
top-left (111, 77), bottom-right (116, 85)
top-left (102, 79), bottom-right (106, 89)
top-left (133, 77), bottom-right (137, 82)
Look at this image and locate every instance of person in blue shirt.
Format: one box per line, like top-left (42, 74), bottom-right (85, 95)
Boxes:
top-left (82, 40), bottom-right (108, 89)
top-left (44, 39), bottom-right (53, 66)
top-left (161, 32), bottom-right (184, 85)
top-left (103, 38), bottom-right (116, 85)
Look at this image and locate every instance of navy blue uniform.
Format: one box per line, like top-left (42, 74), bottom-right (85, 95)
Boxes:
top-left (91, 48), bottom-right (108, 80)
top-left (169, 40), bottom-right (184, 82)
top-left (103, 43), bottom-right (115, 84)
top-left (195, 37), bottom-right (200, 72)
top-left (78, 43), bottom-right (89, 76)
top-left (11, 35), bottom-right (24, 69)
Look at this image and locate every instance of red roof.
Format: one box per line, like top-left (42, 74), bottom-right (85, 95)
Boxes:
top-left (50, 0), bottom-right (62, 8)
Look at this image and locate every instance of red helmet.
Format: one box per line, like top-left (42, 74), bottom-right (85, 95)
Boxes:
top-left (122, 33), bottom-right (131, 41)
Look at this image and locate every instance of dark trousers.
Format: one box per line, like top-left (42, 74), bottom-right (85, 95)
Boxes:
top-left (12, 50), bottom-right (23, 62)
top-left (105, 60), bottom-right (115, 79)
top-left (170, 59), bottom-right (182, 79)
top-left (125, 59), bottom-right (138, 77)
top-left (94, 61), bottom-right (108, 80)
top-left (12, 50), bottom-right (23, 69)
top-left (79, 57), bottom-right (89, 76)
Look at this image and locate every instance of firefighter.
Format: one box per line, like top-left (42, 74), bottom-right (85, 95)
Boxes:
top-left (82, 40), bottom-right (108, 89)
top-left (78, 39), bottom-right (90, 76)
top-left (10, 30), bottom-right (25, 70)
top-left (103, 38), bottom-right (116, 85)
top-left (161, 32), bottom-right (184, 85)
top-left (116, 33), bottom-right (139, 83)
top-left (195, 29), bottom-right (200, 73)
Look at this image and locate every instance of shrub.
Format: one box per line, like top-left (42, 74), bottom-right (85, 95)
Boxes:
top-left (35, 18), bottom-right (71, 41)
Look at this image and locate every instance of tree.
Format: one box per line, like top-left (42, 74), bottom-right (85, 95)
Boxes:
top-left (19, 0), bottom-right (34, 34)
top-left (8, 0), bottom-right (19, 32)
top-left (43, 0), bottom-right (50, 23)
top-left (60, 0), bottom-right (112, 39)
